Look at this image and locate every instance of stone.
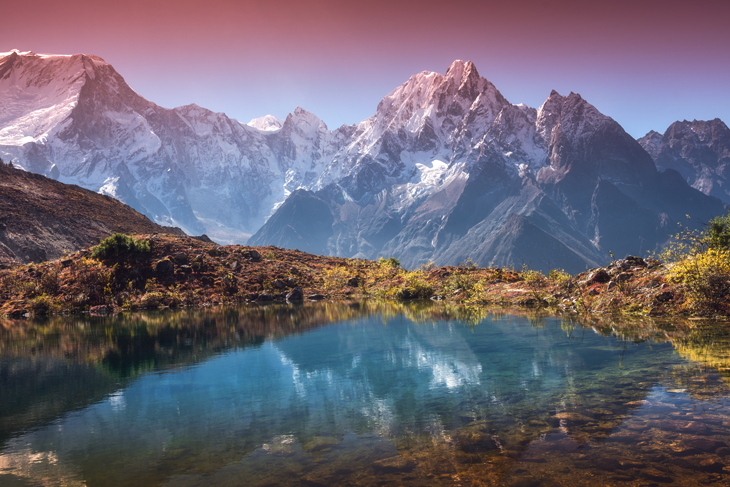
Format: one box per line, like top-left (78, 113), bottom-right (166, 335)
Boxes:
top-left (552, 412), bottom-right (593, 423)
top-left (302, 436), bottom-right (339, 452)
top-left (89, 305), bottom-right (109, 315)
top-left (286, 287), bottom-right (304, 302)
top-left (230, 260), bottom-right (239, 271)
top-left (607, 281), bottom-right (616, 290)
top-left (588, 269), bottom-right (610, 284)
top-left (255, 293), bottom-right (273, 302)
top-left (683, 436), bottom-right (728, 452)
top-left (371, 456), bottom-right (416, 473)
top-left (624, 255), bottom-right (647, 267)
top-left (178, 265), bottom-right (192, 274)
top-left (242, 249), bottom-right (261, 262)
top-left (155, 258), bottom-right (174, 275)
top-left (655, 290), bottom-right (673, 302)
top-left (173, 252), bottom-right (188, 264)
top-left (273, 279), bottom-right (286, 289)
top-left (615, 272), bottom-right (632, 283)
top-left (308, 294), bottom-right (325, 301)
top-left (346, 277), bottom-right (359, 287)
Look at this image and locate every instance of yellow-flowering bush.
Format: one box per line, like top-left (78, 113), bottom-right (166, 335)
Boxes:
top-left (323, 266), bottom-right (350, 292)
top-left (668, 248), bottom-right (730, 313)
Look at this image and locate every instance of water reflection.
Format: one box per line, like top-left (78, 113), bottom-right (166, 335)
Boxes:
top-left (1, 303), bottom-right (730, 486)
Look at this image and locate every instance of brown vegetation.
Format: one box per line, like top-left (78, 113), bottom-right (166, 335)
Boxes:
top-left (0, 232), bottom-right (722, 319)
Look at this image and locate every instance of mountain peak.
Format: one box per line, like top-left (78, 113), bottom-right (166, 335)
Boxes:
top-left (444, 59), bottom-right (481, 88)
top-left (247, 114), bottom-right (284, 132)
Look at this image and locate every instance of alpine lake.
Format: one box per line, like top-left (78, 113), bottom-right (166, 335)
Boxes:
top-left (3, 301), bottom-right (730, 486)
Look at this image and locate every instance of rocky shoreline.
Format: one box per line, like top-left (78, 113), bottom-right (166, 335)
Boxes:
top-left (0, 234), bottom-right (720, 319)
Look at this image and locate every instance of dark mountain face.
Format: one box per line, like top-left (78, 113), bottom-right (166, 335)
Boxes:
top-left (0, 162), bottom-right (183, 267)
top-left (247, 189), bottom-right (333, 254)
top-left (638, 119), bottom-right (730, 204)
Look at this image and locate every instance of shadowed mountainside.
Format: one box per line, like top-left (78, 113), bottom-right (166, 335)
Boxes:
top-left (0, 162), bottom-right (184, 267)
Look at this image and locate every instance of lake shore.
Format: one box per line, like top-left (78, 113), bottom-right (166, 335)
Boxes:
top-left (0, 234), bottom-right (724, 319)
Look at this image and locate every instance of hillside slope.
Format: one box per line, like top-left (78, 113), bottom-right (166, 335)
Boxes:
top-left (0, 161), bottom-right (184, 267)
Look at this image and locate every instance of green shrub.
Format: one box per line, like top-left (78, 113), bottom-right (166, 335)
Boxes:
top-left (31, 294), bottom-right (56, 315)
top-left (92, 233), bottom-right (150, 259)
top-left (140, 291), bottom-right (164, 308)
top-left (393, 271), bottom-right (433, 299)
top-left (706, 212), bottom-right (730, 250)
top-left (378, 257), bottom-right (401, 268)
top-left (548, 268), bottom-right (571, 284)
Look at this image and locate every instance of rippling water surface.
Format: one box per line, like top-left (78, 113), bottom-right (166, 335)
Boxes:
top-left (2, 302), bottom-right (730, 486)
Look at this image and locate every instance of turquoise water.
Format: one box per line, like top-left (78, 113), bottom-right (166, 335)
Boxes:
top-left (2, 303), bottom-right (730, 486)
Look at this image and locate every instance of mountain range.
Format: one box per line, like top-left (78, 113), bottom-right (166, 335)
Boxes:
top-left (1, 50), bottom-right (727, 272)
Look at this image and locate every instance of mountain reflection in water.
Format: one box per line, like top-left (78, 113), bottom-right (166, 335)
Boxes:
top-left (1, 302), bottom-right (730, 486)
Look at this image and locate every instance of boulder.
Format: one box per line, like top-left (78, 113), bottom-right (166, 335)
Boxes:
top-left (255, 293), bottom-right (273, 302)
top-left (588, 269), bottom-right (610, 284)
top-left (155, 258), bottom-right (174, 276)
top-left (242, 249), bottom-right (261, 262)
top-left (286, 287), bottom-right (304, 302)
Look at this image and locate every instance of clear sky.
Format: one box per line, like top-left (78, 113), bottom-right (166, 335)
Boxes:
top-left (2, 0), bottom-right (728, 138)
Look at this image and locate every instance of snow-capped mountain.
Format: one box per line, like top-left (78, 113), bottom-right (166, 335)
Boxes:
top-left (0, 50), bottom-right (353, 242)
top-left (1, 51), bottom-right (725, 271)
top-left (251, 61), bottom-right (726, 272)
top-left (638, 119), bottom-right (730, 204)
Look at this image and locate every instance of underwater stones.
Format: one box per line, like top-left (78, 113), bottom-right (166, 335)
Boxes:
top-left (659, 420), bottom-right (710, 435)
top-left (453, 430), bottom-right (499, 453)
top-left (302, 436), bottom-right (339, 452)
top-left (682, 436), bottom-right (728, 452)
top-left (371, 455), bottom-right (416, 473)
top-left (552, 412), bottom-right (593, 423)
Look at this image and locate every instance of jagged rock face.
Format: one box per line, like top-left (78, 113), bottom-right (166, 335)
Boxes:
top-left (0, 51), bottom-right (353, 242)
top-left (638, 119), bottom-right (730, 203)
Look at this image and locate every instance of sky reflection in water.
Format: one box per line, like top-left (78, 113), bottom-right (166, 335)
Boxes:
top-left (1, 302), bottom-right (730, 486)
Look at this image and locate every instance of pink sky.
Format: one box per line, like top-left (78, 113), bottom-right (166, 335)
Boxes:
top-left (2, 0), bottom-right (728, 137)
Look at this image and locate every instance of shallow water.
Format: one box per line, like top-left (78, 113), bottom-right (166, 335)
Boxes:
top-left (2, 302), bottom-right (730, 486)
